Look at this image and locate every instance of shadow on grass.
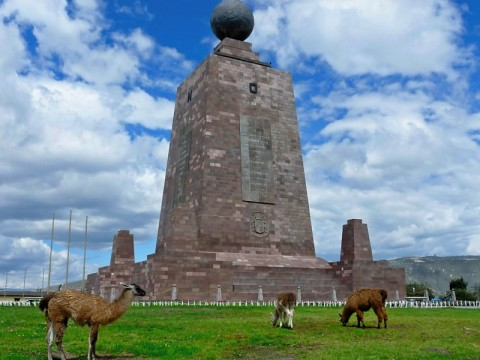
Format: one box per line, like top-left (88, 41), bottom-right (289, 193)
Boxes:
top-left (343, 325), bottom-right (387, 329)
top-left (50, 352), bottom-right (139, 360)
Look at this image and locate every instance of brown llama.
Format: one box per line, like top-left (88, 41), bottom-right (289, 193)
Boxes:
top-left (39, 283), bottom-right (146, 360)
top-left (339, 288), bottom-right (388, 329)
top-left (272, 292), bottom-right (297, 329)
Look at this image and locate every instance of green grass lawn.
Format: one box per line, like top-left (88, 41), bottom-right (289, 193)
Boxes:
top-left (1, 304), bottom-right (479, 359)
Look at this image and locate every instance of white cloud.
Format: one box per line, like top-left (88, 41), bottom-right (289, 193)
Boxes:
top-left (121, 90), bottom-right (175, 129)
top-left (113, 28), bottom-right (155, 55)
top-left (1, 0), bottom-right (479, 288)
top-left (251, 0), bottom-right (469, 77)
top-left (0, 236), bottom-right (79, 289)
top-left (0, 21), bottom-right (27, 72)
top-left (466, 234), bottom-right (480, 254)
top-left (115, 0), bottom-right (153, 21)
top-left (304, 84), bottom-right (480, 260)
top-left (0, 0), bottom-right (102, 56)
top-left (0, 0), bottom-right (184, 288)
top-left (271, 0), bottom-right (480, 261)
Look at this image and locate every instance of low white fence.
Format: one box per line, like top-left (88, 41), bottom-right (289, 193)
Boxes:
top-left (386, 300), bottom-right (480, 308)
top-left (1, 299), bottom-right (479, 308)
top-left (0, 300), bottom-right (38, 306)
top-left (127, 300), bottom-right (480, 308)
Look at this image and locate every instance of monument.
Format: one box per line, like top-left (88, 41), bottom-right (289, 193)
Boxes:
top-left (86, 0), bottom-right (405, 301)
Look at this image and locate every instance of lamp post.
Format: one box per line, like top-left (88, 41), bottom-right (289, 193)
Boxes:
top-left (4, 271), bottom-right (8, 297)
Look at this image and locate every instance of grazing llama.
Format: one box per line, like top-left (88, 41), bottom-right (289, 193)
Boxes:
top-left (39, 283), bottom-right (146, 360)
top-left (339, 288), bottom-right (388, 329)
top-left (272, 292), bottom-right (297, 329)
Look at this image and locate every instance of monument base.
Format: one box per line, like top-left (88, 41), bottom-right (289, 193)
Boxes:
top-left (86, 220), bottom-right (406, 301)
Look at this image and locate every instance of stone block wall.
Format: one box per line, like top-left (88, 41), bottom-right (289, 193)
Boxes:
top-left (85, 38), bottom-right (406, 302)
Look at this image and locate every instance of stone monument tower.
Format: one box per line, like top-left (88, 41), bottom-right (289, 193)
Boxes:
top-left (86, 0), bottom-right (406, 301)
top-left (156, 0), bottom-right (315, 259)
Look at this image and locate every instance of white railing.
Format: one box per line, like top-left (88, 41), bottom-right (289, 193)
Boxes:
top-left (126, 299), bottom-right (480, 308)
top-left (0, 300), bottom-right (38, 306)
top-left (386, 300), bottom-right (480, 308)
top-left (1, 299), bottom-right (479, 308)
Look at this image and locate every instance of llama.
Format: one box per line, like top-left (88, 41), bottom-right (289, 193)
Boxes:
top-left (339, 288), bottom-right (388, 329)
top-left (272, 292), bottom-right (297, 329)
top-left (39, 283), bottom-right (146, 360)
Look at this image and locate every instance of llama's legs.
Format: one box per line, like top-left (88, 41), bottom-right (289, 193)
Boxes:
top-left (272, 309), bottom-right (280, 327)
top-left (373, 308), bottom-right (382, 329)
top-left (46, 320), bottom-right (55, 360)
top-left (53, 320), bottom-right (68, 360)
top-left (88, 324), bottom-right (99, 360)
top-left (373, 307), bottom-right (387, 329)
top-left (287, 309), bottom-right (294, 329)
top-left (355, 310), bottom-right (365, 328)
top-left (279, 311), bottom-right (283, 328)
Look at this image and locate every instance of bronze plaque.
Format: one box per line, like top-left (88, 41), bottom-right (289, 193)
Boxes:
top-left (173, 124), bottom-right (192, 205)
top-left (240, 115), bottom-right (274, 204)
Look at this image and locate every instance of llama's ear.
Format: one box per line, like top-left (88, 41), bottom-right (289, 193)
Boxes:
top-left (120, 282), bottom-right (127, 288)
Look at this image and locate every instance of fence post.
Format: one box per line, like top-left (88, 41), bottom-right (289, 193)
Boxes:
top-left (296, 286), bottom-right (302, 303)
top-left (257, 286), bottom-right (263, 301)
top-left (171, 284), bottom-right (177, 301)
top-left (110, 287), bottom-right (116, 301)
top-left (216, 285), bottom-right (222, 302)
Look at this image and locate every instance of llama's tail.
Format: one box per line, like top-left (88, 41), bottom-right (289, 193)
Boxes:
top-left (380, 289), bottom-right (388, 304)
top-left (39, 293), bottom-right (56, 313)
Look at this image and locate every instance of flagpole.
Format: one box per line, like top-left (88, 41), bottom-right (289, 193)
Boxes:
top-left (47, 213), bottom-right (55, 293)
top-left (4, 272), bottom-right (7, 297)
top-left (65, 210), bottom-right (72, 290)
top-left (82, 216), bottom-right (88, 291)
top-left (41, 269), bottom-right (45, 295)
top-left (23, 267), bottom-right (26, 298)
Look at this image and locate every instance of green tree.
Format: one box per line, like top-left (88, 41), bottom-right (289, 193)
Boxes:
top-left (472, 283), bottom-right (480, 300)
top-left (449, 277), bottom-right (468, 290)
top-left (449, 277), bottom-right (477, 301)
top-left (454, 289), bottom-right (477, 301)
top-left (406, 283), bottom-right (432, 298)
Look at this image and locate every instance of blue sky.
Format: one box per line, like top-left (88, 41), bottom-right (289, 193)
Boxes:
top-left (1, 0), bottom-right (479, 289)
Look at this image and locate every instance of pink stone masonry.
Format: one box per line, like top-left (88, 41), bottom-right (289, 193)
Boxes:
top-left (85, 39), bottom-right (406, 301)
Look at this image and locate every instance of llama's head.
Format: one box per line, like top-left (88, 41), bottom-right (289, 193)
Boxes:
top-left (339, 313), bottom-right (347, 326)
top-left (121, 283), bottom-right (146, 296)
top-left (285, 308), bottom-right (294, 319)
top-left (270, 311), bottom-right (277, 325)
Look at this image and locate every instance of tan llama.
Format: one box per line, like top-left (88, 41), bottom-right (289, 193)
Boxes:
top-left (39, 283), bottom-right (145, 360)
top-left (272, 292), bottom-right (297, 329)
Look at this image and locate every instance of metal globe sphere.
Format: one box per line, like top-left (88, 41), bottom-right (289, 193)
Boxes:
top-left (210, 0), bottom-right (254, 41)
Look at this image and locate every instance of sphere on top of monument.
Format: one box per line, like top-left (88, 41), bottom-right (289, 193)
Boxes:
top-left (210, 0), bottom-right (254, 41)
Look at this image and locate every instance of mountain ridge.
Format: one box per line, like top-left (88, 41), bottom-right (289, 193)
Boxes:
top-left (387, 255), bottom-right (480, 295)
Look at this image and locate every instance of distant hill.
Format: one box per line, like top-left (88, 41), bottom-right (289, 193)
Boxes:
top-left (388, 256), bottom-right (480, 295)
